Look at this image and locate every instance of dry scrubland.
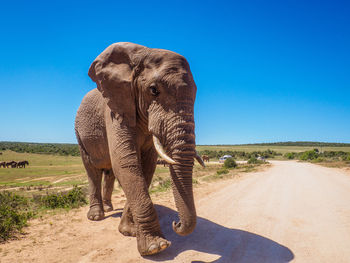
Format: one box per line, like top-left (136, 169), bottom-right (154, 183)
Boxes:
top-left (1, 146), bottom-right (350, 262)
top-left (196, 145), bottom-right (350, 154)
top-left (0, 150), bottom-right (263, 196)
top-left (1, 161), bottom-right (350, 262)
top-left (1, 144), bottom-right (350, 193)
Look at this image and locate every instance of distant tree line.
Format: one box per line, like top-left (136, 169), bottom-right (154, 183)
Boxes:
top-left (251, 142), bottom-right (350, 147)
top-left (284, 149), bottom-right (350, 162)
top-left (198, 141), bottom-right (350, 147)
top-left (198, 149), bottom-right (281, 160)
top-left (0, 142), bottom-right (80, 156)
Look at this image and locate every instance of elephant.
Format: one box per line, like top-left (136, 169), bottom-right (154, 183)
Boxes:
top-left (17, 160), bottom-right (29, 168)
top-left (201, 155), bottom-right (210, 162)
top-left (75, 42), bottom-right (205, 256)
top-left (6, 161), bottom-right (16, 168)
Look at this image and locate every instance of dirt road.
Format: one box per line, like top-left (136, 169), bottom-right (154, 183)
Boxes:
top-left (2, 161), bottom-right (350, 262)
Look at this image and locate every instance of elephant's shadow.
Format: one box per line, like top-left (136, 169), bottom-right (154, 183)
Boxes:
top-left (145, 205), bottom-right (294, 263)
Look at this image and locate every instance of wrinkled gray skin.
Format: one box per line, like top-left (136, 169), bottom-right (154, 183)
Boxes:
top-left (75, 42), bottom-right (198, 256)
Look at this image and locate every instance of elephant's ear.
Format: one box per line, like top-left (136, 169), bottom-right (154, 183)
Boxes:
top-left (88, 42), bottom-right (147, 127)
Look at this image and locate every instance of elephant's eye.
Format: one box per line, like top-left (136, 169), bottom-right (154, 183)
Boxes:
top-left (149, 85), bottom-right (159, 96)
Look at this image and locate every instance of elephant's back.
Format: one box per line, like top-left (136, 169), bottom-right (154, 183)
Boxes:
top-left (75, 89), bottom-right (106, 134)
top-left (75, 89), bottom-right (111, 169)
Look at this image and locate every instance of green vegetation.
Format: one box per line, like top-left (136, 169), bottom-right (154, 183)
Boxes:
top-left (33, 186), bottom-right (87, 209)
top-left (199, 141), bottom-right (350, 147)
top-left (0, 192), bottom-right (34, 242)
top-left (224, 158), bottom-right (237, 169)
top-left (1, 142), bottom-right (348, 242)
top-left (247, 157), bottom-right (265, 164)
top-left (283, 149), bottom-right (350, 166)
top-left (216, 168), bottom-right (229, 175)
top-left (150, 178), bottom-right (172, 194)
top-left (0, 142), bottom-right (80, 156)
top-left (299, 150), bottom-right (319, 161)
top-left (197, 143), bottom-right (350, 155)
top-left (0, 186), bottom-right (87, 242)
top-left (197, 149), bottom-right (281, 160)
top-left (284, 152), bottom-right (297, 159)
top-left (0, 150), bottom-right (85, 189)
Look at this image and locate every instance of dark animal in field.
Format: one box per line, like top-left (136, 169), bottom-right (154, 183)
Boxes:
top-left (201, 155), bottom-right (210, 162)
top-left (156, 159), bottom-right (168, 167)
top-left (0, 152), bottom-right (2, 155)
top-left (17, 160), bottom-right (29, 168)
top-left (6, 161), bottom-right (17, 168)
top-left (0, 162), bottom-right (6, 168)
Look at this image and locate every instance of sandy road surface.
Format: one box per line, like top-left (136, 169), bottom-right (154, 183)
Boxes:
top-left (2, 161), bottom-right (350, 262)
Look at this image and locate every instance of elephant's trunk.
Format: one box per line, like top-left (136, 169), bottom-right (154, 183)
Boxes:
top-left (167, 122), bottom-right (197, 236)
top-left (170, 161), bottom-right (196, 236)
top-left (148, 101), bottom-right (197, 235)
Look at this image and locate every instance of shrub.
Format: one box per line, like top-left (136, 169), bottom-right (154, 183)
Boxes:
top-left (37, 186), bottom-right (87, 209)
top-left (217, 168), bottom-right (229, 175)
top-left (342, 154), bottom-right (350, 162)
top-left (284, 152), bottom-right (296, 159)
top-left (0, 192), bottom-right (34, 241)
top-left (299, 150), bottom-right (319, 161)
top-left (224, 158), bottom-right (237, 169)
top-left (247, 157), bottom-right (264, 164)
top-left (311, 157), bottom-right (324, 163)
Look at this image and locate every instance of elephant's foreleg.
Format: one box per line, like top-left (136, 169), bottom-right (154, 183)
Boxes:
top-left (118, 171), bottom-right (169, 255)
top-left (119, 146), bottom-right (158, 237)
top-left (102, 169), bottom-right (115, 212)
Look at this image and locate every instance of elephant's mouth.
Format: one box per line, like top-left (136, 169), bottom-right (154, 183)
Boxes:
top-left (152, 135), bottom-right (205, 167)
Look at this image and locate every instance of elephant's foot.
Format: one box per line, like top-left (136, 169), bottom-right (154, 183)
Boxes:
top-left (103, 201), bottom-right (113, 212)
top-left (118, 211), bottom-right (136, 236)
top-left (87, 205), bottom-right (104, 221)
top-left (118, 221), bottom-right (136, 237)
top-left (137, 233), bottom-right (171, 256)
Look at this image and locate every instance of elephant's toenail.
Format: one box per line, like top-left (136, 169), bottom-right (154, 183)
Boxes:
top-left (159, 241), bottom-right (168, 249)
top-left (148, 244), bottom-right (158, 253)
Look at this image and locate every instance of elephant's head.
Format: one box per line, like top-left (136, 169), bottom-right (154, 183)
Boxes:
top-left (88, 42), bottom-right (203, 236)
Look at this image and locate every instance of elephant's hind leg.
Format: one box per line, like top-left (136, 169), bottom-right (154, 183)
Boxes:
top-left (81, 153), bottom-right (104, 221)
top-left (102, 169), bottom-right (115, 212)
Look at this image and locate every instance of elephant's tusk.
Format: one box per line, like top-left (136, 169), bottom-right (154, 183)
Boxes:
top-left (195, 151), bottom-right (206, 168)
top-left (153, 136), bottom-right (178, 165)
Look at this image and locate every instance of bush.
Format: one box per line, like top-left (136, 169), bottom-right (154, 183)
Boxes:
top-left (311, 157), bottom-right (325, 163)
top-left (299, 150), bottom-right (319, 161)
top-left (247, 157), bottom-right (264, 164)
top-left (0, 192), bottom-right (34, 241)
top-left (36, 186), bottom-right (87, 209)
top-left (342, 154), bottom-right (350, 162)
top-left (217, 168), bottom-right (229, 175)
top-left (284, 152), bottom-right (296, 159)
top-left (224, 158), bottom-right (237, 169)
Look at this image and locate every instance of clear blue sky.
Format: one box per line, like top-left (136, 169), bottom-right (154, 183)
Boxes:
top-left (1, 0), bottom-right (349, 144)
